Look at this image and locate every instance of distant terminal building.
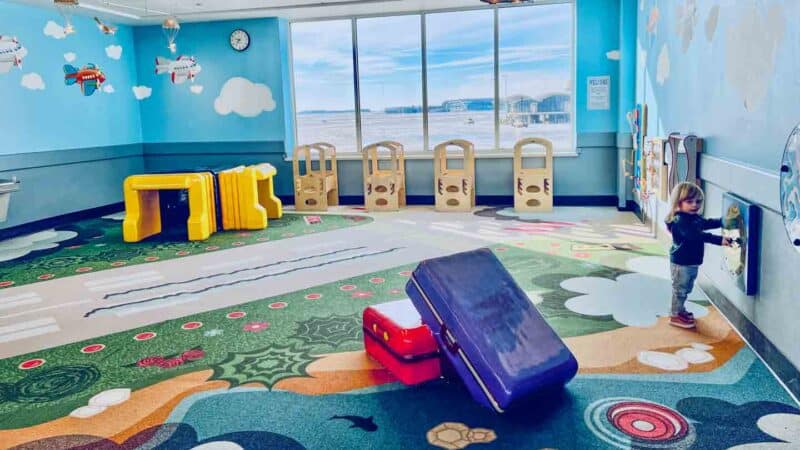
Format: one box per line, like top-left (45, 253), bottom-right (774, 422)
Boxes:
top-left (502, 95), bottom-right (538, 114)
top-left (383, 93), bottom-right (571, 124)
top-left (441, 98), bottom-right (494, 112)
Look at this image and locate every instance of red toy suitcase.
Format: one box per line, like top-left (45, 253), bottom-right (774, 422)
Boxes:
top-left (363, 299), bottom-right (441, 385)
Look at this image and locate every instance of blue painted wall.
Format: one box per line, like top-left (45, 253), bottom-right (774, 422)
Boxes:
top-left (636, 0), bottom-right (800, 373)
top-left (133, 17), bottom-right (294, 151)
top-left (637, 0), bottom-right (798, 170)
top-left (0, 2), bottom-right (144, 229)
top-left (0, 2), bottom-right (142, 154)
top-left (576, 0), bottom-right (620, 133)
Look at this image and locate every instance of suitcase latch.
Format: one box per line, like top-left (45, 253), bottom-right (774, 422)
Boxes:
top-left (440, 325), bottom-right (460, 353)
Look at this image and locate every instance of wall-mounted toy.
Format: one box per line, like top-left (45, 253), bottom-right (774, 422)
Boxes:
top-left (54, 0), bottom-right (78, 36)
top-left (94, 17), bottom-right (117, 35)
top-left (162, 16), bottom-right (180, 53)
top-left (0, 36), bottom-right (27, 74)
top-left (665, 133), bottom-right (702, 192)
top-left (64, 63), bottom-right (105, 96)
top-left (626, 104), bottom-right (647, 192)
top-left (362, 141), bottom-right (406, 212)
top-left (643, 137), bottom-right (669, 202)
top-left (722, 192), bottom-right (760, 295)
top-left (780, 123), bottom-right (800, 254)
top-left (293, 142), bottom-right (339, 211)
top-left (513, 137), bottom-right (553, 213)
top-left (434, 139), bottom-right (475, 212)
top-left (155, 56), bottom-right (201, 84)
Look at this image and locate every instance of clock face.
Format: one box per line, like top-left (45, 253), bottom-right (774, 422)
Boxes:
top-left (230, 29), bottom-right (250, 52)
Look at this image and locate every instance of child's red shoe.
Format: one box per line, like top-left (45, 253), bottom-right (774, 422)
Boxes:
top-left (669, 311), bottom-right (696, 329)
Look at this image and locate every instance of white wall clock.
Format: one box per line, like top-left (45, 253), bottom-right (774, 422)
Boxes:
top-left (230, 29), bottom-right (250, 52)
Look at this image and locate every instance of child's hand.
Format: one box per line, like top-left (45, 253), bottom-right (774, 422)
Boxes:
top-left (722, 237), bottom-right (733, 247)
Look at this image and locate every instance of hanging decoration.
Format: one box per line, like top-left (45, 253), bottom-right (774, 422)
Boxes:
top-left (162, 17), bottom-right (180, 54)
top-left (94, 17), bottom-right (117, 35)
top-left (64, 63), bottom-right (106, 96)
top-left (155, 56), bottom-right (202, 84)
top-left (0, 36), bottom-right (27, 74)
top-left (54, 0), bottom-right (79, 36)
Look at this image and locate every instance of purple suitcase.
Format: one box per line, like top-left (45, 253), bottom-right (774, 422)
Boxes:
top-left (405, 248), bottom-right (578, 413)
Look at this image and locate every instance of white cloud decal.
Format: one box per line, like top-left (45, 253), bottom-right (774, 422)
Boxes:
top-left (132, 85), bottom-right (152, 100)
top-left (675, 0), bottom-right (698, 52)
top-left (103, 84), bottom-right (115, 94)
top-left (214, 77), bottom-right (276, 117)
top-left (729, 413), bottom-right (800, 449)
top-left (561, 273), bottom-right (708, 328)
top-left (105, 45), bottom-right (122, 60)
top-left (0, 229), bottom-right (78, 263)
top-left (624, 256), bottom-right (706, 298)
top-left (190, 85), bottom-right (204, 94)
top-left (64, 52), bottom-right (76, 63)
top-left (656, 43), bottom-right (670, 85)
top-left (705, 4), bottom-right (720, 42)
top-left (44, 21), bottom-right (67, 40)
top-left (20, 73), bottom-right (45, 90)
top-left (725, 4), bottom-right (785, 111)
top-left (605, 50), bottom-right (620, 61)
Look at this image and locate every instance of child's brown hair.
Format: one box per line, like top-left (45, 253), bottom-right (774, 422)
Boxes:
top-left (665, 182), bottom-right (705, 224)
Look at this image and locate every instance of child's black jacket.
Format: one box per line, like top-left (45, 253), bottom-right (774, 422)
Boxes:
top-left (667, 212), bottom-right (723, 265)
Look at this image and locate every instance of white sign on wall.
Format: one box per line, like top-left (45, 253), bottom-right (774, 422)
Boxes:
top-left (587, 76), bottom-right (611, 110)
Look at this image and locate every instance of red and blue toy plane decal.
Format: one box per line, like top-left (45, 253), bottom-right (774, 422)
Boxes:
top-left (64, 63), bottom-right (106, 96)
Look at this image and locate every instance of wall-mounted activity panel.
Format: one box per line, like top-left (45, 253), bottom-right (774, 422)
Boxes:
top-left (722, 192), bottom-right (761, 296)
top-left (780, 123), bottom-right (800, 254)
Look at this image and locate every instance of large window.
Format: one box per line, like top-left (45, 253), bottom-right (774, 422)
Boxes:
top-left (290, 2), bottom-right (573, 154)
top-left (426, 10), bottom-right (495, 148)
top-left (292, 20), bottom-right (358, 152)
top-left (498, 3), bottom-right (573, 150)
top-left (357, 15), bottom-right (424, 150)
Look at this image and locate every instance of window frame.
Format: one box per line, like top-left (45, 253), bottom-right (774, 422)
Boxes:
top-left (289, 0), bottom-right (576, 158)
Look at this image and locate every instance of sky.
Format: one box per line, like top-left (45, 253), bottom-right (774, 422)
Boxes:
top-left (291, 3), bottom-right (572, 112)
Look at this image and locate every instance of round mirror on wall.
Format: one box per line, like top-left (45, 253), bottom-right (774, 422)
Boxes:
top-left (780, 123), bottom-right (800, 253)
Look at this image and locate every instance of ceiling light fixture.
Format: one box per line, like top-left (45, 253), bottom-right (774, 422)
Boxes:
top-left (480, 0), bottom-right (533, 4)
top-left (79, 2), bottom-right (141, 19)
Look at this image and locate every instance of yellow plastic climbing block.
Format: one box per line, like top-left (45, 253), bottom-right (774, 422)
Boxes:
top-left (122, 173), bottom-right (214, 242)
top-left (249, 163), bottom-right (282, 220)
top-left (219, 166), bottom-right (245, 231)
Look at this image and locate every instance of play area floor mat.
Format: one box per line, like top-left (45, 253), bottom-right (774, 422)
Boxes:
top-left (0, 212), bottom-right (371, 289)
top-left (0, 207), bottom-right (797, 449)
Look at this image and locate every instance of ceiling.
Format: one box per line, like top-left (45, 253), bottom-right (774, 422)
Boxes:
top-left (9, 0), bottom-right (508, 25)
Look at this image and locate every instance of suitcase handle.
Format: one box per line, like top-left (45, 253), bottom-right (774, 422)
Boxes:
top-left (440, 325), bottom-right (460, 353)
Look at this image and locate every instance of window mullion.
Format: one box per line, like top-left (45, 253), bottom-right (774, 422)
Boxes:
top-left (493, 6), bottom-right (500, 152)
top-left (352, 18), bottom-right (363, 152)
top-left (421, 13), bottom-right (429, 152)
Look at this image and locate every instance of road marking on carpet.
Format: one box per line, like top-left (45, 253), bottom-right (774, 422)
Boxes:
top-left (431, 221), bottom-right (465, 229)
top-left (85, 246), bottom-right (404, 317)
top-left (394, 219), bottom-right (417, 225)
top-left (113, 296), bottom-right (200, 317)
top-left (202, 256), bottom-right (263, 272)
top-left (294, 240), bottom-right (347, 253)
top-left (0, 292), bottom-right (42, 311)
top-left (103, 246), bottom-right (367, 300)
top-left (429, 225), bottom-right (497, 243)
top-left (84, 271), bottom-right (164, 291)
top-left (477, 228), bottom-right (508, 238)
top-left (0, 317), bottom-right (60, 343)
top-left (0, 299), bottom-right (93, 320)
